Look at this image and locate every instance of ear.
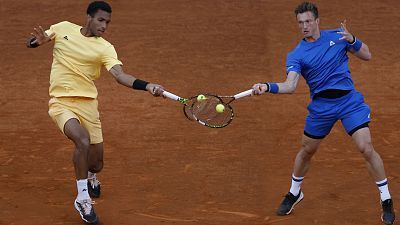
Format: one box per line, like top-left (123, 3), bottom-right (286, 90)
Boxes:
top-left (86, 14), bottom-right (92, 22)
top-left (315, 18), bottom-right (320, 25)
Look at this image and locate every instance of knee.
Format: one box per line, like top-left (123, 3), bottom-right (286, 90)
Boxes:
top-left (299, 145), bottom-right (316, 159)
top-left (358, 141), bottom-right (374, 159)
top-left (75, 137), bottom-right (91, 151)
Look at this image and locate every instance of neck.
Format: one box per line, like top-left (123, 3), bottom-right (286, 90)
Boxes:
top-left (80, 27), bottom-right (94, 37)
top-left (304, 29), bottom-right (320, 42)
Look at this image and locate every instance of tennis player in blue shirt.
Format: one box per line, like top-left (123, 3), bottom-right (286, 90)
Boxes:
top-left (251, 2), bottom-right (394, 224)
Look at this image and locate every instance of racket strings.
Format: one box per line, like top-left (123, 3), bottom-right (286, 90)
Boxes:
top-left (191, 96), bottom-right (232, 127)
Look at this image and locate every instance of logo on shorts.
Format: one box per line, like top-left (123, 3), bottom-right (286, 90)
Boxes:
top-left (329, 41), bottom-right (335, 46)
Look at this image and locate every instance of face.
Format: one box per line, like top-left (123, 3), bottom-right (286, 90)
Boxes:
top-left (87, 9), bottom-right (111, 37)
top-left (296, 11), bottom-right (319, 39)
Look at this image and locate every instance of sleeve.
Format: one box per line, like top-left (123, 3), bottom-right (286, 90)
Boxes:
top-left (101, 45), bottom-right (123, 71)
top-left (45, 21), bottom-right (66, 40)
top-left (286, 51), bottom-right (301, 75)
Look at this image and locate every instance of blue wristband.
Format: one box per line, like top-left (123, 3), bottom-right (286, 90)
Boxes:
top-left (266, 83), bottom-right (279, 94)
top-left (350, 36), bottom-right (362, 52)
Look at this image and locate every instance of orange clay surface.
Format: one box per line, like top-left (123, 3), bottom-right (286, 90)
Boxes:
top-left (1, 1), bottom-right (400, 224)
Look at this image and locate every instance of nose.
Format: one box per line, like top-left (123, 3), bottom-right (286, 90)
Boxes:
top-left (101, 22), bottom-right (107, 30)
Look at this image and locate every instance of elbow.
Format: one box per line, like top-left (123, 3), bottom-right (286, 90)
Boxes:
top-left (286, 84), bottom-right (296, 94)
top-left (365, 52), bottom-right (372, 61)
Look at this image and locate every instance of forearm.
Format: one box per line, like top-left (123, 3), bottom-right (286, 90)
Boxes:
top-left (277, 82), bottom-right (297, 94)
top-left (353, 43), bottom-right (371, 61)
top-left (115, 72), bottom-right (136, 88)
top-left (349, 36), bottom-right (371, 61)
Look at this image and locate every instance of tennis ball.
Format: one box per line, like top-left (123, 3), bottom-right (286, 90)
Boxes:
top-left (215, 104), bottom-right (225, 113)
top-left (197, 94), bottom-right (206, 102)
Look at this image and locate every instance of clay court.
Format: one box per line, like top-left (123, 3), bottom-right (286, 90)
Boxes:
top-left (1, 0), bottom-right (400, 224)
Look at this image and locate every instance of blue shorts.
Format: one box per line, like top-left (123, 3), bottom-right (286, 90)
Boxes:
top-left (304, 90), bottom-right (370, 138)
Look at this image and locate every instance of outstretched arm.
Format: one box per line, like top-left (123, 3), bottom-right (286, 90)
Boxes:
top-left (252, 71), bottom-right (300, 95)
top-left (337, 21), bottom-right (371, 61)
top-left (109, 64), bottom-right (164, 96)
top-left (26, 26), bottom-right (55, 48)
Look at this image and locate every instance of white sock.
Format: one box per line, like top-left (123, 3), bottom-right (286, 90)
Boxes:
top-left (376, 178), bottom-right (391, 201)
top-left (76, 179), bottom-right (90, 201)
top-left (289, 174), bottom-right (304, 196)
top-left (88, 171), bottom-right (96, 180)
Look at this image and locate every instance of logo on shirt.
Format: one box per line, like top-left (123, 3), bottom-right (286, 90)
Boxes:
top-left (64, 36), bottom-right (69, 40)
top-left (329, 41), bottom-right (335, 46)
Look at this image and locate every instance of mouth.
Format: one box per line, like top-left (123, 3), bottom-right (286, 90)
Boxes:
top-left (98, 30), bottom-right (105, 35)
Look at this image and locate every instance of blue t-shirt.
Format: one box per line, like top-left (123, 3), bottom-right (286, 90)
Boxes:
top-left (286, 29), bottom-right (355, 98)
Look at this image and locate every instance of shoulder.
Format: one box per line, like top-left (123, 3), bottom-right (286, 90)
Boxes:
top-left (50, 21), bottom-right (79, 30)
top-left (98, 38), bottom-right (113, 49)
top-left (322, 28), bottom-right (342, 38)
top-left (287, 42), bottom-right (303, 57)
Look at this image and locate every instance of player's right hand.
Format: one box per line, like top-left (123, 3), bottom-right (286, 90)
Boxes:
top-left (147, 83), bottom-right (164, 97)
top-left (30, 26), bottom-right (55, 46)
top-left (252, 83), bottom-right (268, 95)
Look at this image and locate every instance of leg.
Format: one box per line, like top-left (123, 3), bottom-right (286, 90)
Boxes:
top-left (276, 134), bottom-right (323, 216)
top-left (351, 127), bottom-right (386, 181)
top-left (64, 118), bottom-right (91, 180)
top-left (87, 143), bottom-right (103, 198)
top-left (293, 134), bottom-right (323, 177)
top-left (88, 143), bottom-right (104, 173)
top-left (351, 127), bottom-right (395, 225)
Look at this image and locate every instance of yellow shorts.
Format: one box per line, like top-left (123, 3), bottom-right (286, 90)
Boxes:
top-left (48, 97), bottom-right (103, 144)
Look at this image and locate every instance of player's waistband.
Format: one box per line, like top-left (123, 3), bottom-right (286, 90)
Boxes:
top-left (314, 89), bottom-right (351, 99)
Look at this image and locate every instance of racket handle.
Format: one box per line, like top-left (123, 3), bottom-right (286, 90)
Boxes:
top-left (234, 89), bottom-right (253, 99)
top-left (163, 91), bottom-right (184, 101)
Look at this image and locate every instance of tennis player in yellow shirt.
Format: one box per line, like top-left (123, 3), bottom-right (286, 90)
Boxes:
top-left (26, 1), bottom-right (164, 224)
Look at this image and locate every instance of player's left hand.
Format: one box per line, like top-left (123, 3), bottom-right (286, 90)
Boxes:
top-left (337, 20), bottom-right (354, 43)
top-left (147, 83), bottom-right (164, 96)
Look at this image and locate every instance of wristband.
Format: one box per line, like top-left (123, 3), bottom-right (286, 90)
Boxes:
top-left (28, 38), bottom-right (39, 48)
top-left (265, 82), bottom-right (279, 94)
top-left (349, 36), bottom-right (362, 52)
top-left (132, 79), bottom-right (149, 91)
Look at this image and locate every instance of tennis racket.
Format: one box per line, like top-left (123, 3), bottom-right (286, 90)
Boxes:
top-left (162, 91), bottom-right (197, 121)
top-left (163, 89), bottom-right (253, 128)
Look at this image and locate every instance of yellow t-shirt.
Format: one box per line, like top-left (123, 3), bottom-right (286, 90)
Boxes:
top-left (46, 21), bottom-right (122, 98)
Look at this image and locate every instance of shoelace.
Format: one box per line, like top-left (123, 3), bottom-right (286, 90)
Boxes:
top-left (79, 199), bottom-right (96, 215)
top-left (88, 177), bottom-right (101, 188)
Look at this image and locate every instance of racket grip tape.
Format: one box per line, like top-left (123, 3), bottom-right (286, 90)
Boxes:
top-left (234, 89), bottom-right (253, 99)
top-left (163, 91), bottom-right (183, 101)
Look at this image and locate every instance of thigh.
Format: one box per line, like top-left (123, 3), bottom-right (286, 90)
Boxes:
top-left (305, 98), bottom-right (337, 138)
top-left (48, 97), bottom-right (80, 135)
top-left (64, 118), bottom-right (90, 144)
top-left (351, 127), bottom-right (372, 150)
top-left (304, 114), bottom-right (336, 138)
top-left (301, 134), bottom-right (323, 153)
top-left (76, 99), bottom-right (103, 144)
